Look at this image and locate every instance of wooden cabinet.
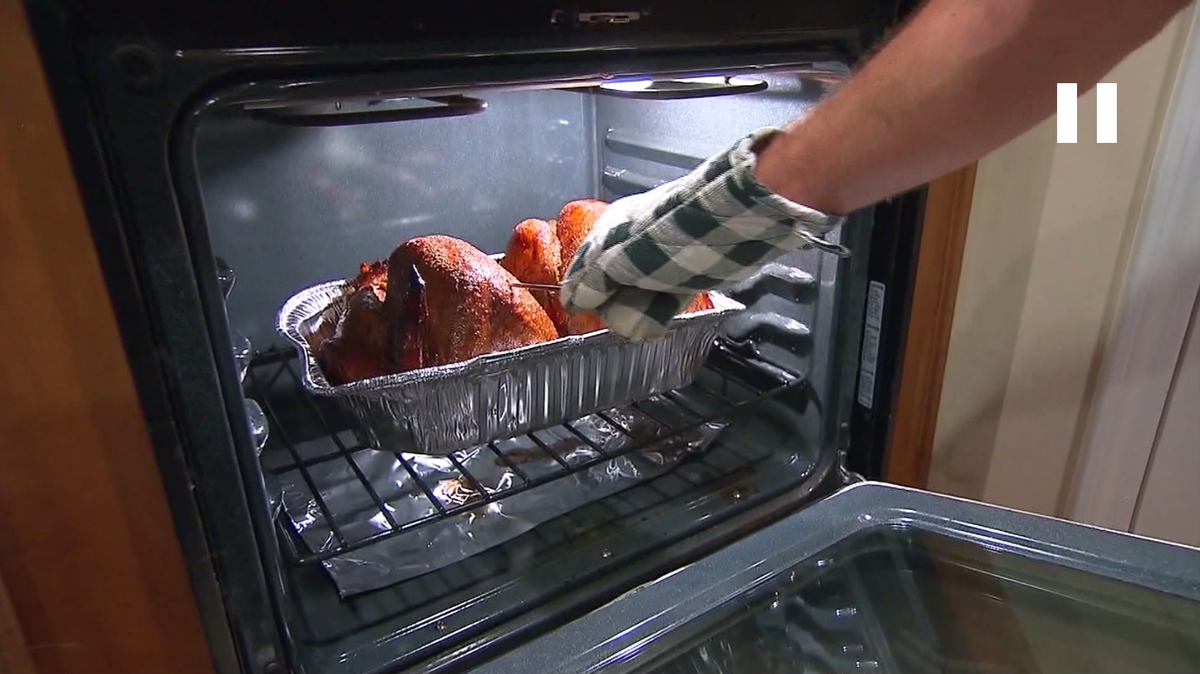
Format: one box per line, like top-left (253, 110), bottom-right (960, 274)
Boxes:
top-left (0, 2), bottom-right (216, 673)
top-left (884, 166), bottom-right (978, 488)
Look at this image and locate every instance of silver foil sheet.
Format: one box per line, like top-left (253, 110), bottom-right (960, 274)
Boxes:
top-left (277, 275), bottom-right (742, 455)
top-left (278, 408), bottom-right (727, 596)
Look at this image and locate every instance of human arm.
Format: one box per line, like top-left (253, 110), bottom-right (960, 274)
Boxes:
top-left (561, 0), bottom-right (1194, 339)
top-left (756, 0), bottom-right (1193, 214)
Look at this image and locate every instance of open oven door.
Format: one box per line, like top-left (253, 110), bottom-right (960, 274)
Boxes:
top-left (471, 482), bottom-right (1200, 674)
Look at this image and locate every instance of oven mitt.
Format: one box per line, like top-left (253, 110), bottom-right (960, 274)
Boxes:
top-left (560, 127), bottom-right (848, 341)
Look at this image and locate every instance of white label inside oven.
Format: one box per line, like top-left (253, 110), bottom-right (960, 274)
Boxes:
top-left (857, 281), bottom-right (886, 409)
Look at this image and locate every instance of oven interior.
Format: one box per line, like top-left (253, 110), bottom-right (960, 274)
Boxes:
top-left (189, 67), bottom-right (876, 674)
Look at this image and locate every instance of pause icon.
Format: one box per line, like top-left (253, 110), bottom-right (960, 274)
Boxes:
top-left (1058, 83), bottom-right (1117, 144)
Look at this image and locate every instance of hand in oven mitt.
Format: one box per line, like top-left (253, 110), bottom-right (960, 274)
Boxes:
top-left (559, 128), bottom-right (848, 341)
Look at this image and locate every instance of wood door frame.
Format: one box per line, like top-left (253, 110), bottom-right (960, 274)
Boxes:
top-left (0, 2), bottom-right (217, 674)
top-left (0, 575), bottom-right (35, 674)
top-left (883, 164), bottom-right (978, 488)
top-left (1066, 7), bottom-right (1200, 532)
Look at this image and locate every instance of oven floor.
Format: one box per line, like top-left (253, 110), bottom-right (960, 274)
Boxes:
top-left (246, 349), bottom-right (833, 674)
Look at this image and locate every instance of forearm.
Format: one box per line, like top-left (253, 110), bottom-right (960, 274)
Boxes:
top-left (756, 0), bottom-right (1192, 214)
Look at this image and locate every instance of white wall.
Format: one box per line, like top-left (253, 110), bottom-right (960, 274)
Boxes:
top-left (928, 8), bottom-right (1195, 516)
top-left (1130, 295), bottom-right (1200, 548)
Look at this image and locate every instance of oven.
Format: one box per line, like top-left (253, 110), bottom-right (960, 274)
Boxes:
top-left (23, 1), bottom-right (1200, 674)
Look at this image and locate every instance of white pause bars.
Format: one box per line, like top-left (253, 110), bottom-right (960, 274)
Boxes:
top-left (1058, 83), bottom-right (1117, 144)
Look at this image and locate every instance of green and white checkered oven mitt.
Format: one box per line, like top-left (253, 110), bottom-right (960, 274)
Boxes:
top-left (560, 127), bottom-right (849, 341)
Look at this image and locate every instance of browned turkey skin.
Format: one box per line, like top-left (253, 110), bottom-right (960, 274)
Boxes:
top-left (318, 236), bottom-right (556, 385)
top-left (315, 286), bottom-right (392, 385)
top-left (316, 200), bottom-right (714, 385)
top-left (382, 235), bottom-right (557, 372)
top-left (501, 218), bottom-right (568, 335)
top-left (505, 199), bottom-right (714, 336)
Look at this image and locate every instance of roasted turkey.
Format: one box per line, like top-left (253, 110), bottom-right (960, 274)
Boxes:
top-left (350, 259), bottom-right (389, 299)
top-left (316, 199), bottom-right (716, 386)
top-left (503, 199), bottom-right (714, 336)
top-left (316, 284), bottom-right (391, 385)
top-left (501, 218), bottom-right (568, 335)
top-left (382, 235), bottom-right (557, 372)
top-left (554, 199), bottom-right (610, 280)
top-left (318, 236), bottom-right (556, 384)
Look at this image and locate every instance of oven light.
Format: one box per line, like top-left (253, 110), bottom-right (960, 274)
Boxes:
top-left (597, 75), bottom-right (766, 100)
top-left (600, 76), bottom-right (730, 92)
top-left (600, 79), bottom-right (655, 92)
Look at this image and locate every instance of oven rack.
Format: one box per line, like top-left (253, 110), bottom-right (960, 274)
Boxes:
top-left (246, 343), bottom-right (806, 566)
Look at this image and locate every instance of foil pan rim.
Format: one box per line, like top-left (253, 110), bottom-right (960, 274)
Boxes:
top-left (276, 275), bottom-right (744, 398)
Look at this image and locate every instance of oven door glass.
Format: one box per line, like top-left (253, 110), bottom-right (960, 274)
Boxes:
top-left (472, 483), bottom-right (1200, 674)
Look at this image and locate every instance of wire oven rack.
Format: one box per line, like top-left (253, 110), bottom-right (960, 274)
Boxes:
top-left (246, 342), bottom-right (807, 566)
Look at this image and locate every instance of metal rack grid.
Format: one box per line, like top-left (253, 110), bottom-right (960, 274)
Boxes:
top-left (247, 342), bottom-right (806, 566)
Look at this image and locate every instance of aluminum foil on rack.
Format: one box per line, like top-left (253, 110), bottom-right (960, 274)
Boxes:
top-left (276, 272), bottom-right (742, 456)
top-left (278, 408), bottom-right (727, 596)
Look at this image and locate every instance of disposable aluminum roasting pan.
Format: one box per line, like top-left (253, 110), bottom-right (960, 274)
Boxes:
top-left (277, 271), bottom-right (743, 455)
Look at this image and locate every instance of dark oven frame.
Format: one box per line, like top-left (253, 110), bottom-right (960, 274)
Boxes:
top-left (24, 1), bottom-right (925, 673)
